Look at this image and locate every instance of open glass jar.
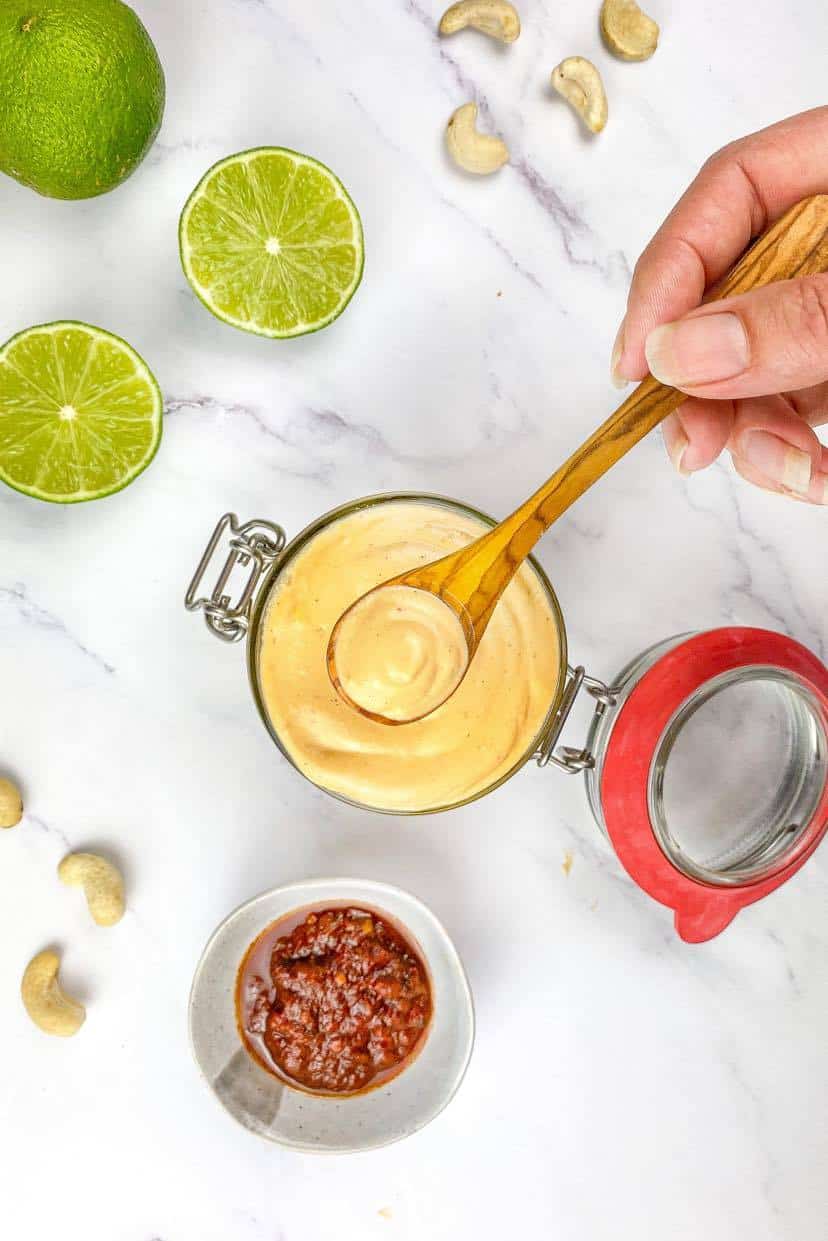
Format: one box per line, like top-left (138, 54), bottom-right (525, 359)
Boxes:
top-left (186, 493), bottom-right (828, 942)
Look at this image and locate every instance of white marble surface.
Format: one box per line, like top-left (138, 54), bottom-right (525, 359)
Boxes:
top-left (1, 1), bottom-right (826, 1238)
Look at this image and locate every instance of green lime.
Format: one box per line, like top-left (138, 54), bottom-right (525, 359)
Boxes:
top-left (0, 322), bottom-right (162, 503)
top-left (180, 148), bottom-right (364, 339)
top-left (0, 0), bottom-right (165, 199)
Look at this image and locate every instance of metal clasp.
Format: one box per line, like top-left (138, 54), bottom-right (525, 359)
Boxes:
top-left (536, 666), bottom-right (618, 774)
top-left (185, 512), bottom-right (286, 643)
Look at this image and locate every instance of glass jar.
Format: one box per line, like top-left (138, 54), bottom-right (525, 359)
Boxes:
top-left (186, 494), bottom-right (828, 942)
top-left (187, 494), bottom-right (569, 814)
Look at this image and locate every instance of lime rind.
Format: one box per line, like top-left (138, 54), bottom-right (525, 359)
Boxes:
top-left (179, 147), bottom-right (365, 339)
top-left (0, 321), bottom-right (163, 504)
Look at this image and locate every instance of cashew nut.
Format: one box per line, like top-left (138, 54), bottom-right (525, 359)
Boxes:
top-left (600, 0), bottom-right (659, 61)
top-left (58, 852), bottom-right (125, 926)
top-left (439, 0), bottom-right (520, 43)
top-left (21, 949), bottom-right (86, 1037)
top-left (446, 103), bottom-right (509, 175)
top-left (551, 57), bottom-right (608, 134)
top-left (0, 777), bottom-right (22, 828)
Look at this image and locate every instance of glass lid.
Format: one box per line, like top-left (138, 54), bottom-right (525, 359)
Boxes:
top-left (596, 629), bottom-right (828, 942)
top-left (649, 667), bottom-right (827, 886)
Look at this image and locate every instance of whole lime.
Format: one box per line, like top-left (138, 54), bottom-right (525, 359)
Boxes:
top-left (0, 0), bottom-right (165, 199)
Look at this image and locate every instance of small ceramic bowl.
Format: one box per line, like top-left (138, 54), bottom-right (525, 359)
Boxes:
top-left (188, 877), bottom-right (475, 1152)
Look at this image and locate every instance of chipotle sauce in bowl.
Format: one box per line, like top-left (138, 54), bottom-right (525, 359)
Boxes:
top-left (236, 905), bottom-right (433, 1096)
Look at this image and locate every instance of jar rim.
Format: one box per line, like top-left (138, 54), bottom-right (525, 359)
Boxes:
top-left (648, 665), bottom-right (828, 887)
top-left (245, 490), bottom-right (569, 815)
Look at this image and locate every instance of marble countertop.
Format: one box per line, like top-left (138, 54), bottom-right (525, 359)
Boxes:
top-left (1, 1), bottom-right (826, 1238)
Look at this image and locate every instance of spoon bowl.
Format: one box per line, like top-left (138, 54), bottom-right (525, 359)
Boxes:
top-left (326, 580), bottom-right (475, 724)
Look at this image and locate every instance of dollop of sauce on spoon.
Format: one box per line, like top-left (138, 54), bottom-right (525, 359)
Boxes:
top-left (333, 584), bottom-right (470, 723)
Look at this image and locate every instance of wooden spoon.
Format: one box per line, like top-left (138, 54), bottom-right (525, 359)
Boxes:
top-left (329, 195), bottom-right (828, 724)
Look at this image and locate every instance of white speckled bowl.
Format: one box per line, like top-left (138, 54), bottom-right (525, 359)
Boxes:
top-left (188, 878), bottom-right (475, 1152)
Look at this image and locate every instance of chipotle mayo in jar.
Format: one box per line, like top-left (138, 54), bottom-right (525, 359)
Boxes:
top-left (257, 497), bottom-right (563, 812)
top-left (186, 493), bottom-right (567, 814)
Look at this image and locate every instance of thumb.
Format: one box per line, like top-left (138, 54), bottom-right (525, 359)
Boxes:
top-left (644, 274), bottom-right (828, 400)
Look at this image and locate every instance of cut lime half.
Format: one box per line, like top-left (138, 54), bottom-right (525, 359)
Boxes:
top-left (179, 147), bottom-right (364, 339)
top-left (0, 322), bottom-right (162, 504)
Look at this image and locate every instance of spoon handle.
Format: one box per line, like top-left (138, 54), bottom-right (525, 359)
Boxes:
top-left (458, 195), bottom-right (828, 635)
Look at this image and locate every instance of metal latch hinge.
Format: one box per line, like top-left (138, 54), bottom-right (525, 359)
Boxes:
top-left (185, 512), bottom-right (286, 643)
top-left (535, 666), bottom-right (618, 774)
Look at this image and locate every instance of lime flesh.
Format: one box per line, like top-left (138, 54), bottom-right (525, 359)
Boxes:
top-left (180, 148), bottom-right (364, 339)
top-left (0, 322), bottom-right (162, 503)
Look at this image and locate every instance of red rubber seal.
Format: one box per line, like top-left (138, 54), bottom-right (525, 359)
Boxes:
top-left (600, 628), bottom-right (828, 943)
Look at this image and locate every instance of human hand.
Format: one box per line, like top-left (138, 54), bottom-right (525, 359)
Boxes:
top-left (612, 107), bottom-right (828, 504)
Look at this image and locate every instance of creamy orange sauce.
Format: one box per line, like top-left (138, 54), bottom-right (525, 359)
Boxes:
top-left (333, 584), bottom-right (470, 723)
top-left (257, 499), bottom-right (561, 812)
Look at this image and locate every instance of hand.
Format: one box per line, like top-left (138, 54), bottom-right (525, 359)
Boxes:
top-left (612, 107), bottom-right (828, 504)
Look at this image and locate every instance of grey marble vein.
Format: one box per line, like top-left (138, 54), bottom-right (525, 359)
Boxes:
top-left (511, 158), bottom-right (632, 282)
top-left (25, 813), bottom-right (73, 851)
top-left (166, 394), bottom-right (537, 472)
top-left (683, 470), bottom-right (826, 661)
top-left (0, 583), bottom-right (115, 674)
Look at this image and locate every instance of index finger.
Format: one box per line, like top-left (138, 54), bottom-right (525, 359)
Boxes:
top-left (616, 106), bottom-right (828, 381)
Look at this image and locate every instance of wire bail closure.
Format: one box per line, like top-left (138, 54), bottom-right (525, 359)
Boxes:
top-left (185, 512), bottom-right (286, 643)
top-left (535, 666), bottom-right (617, 773)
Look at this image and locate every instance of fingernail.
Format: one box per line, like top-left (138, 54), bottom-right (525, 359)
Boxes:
top-left (610, 318), bottom-right (628, 388)
top-left (740, 430), bottom-right (812, 496)
top-left (664, 424), bottom-right (690, 476)
top-left (645, 313), bottom-right (749, 387)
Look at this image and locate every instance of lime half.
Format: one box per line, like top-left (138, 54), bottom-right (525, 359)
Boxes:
top-left (179, 147), bottom-right (364, 339)
top-left (0, 322), bottom-right (162, 503)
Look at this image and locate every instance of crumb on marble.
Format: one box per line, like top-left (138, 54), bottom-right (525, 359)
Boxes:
top-left (562, 850), bottom-right (574, 877)
top-left (378, 1206), bottom-right (393, 1220)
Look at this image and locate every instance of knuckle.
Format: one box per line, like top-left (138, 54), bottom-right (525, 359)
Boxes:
top-left (629, 244), bottom-right (658, 296)
top-left (787, 276), bottom-right (828, 357)
top-left (630, 250), bottom-right (649, 289)
top-left (699, 141), bottom-right (737, 177)
top-left (699, 149), bottom-right (724, 176)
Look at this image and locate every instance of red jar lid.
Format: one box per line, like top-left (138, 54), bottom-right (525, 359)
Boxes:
top-left (599, 628), bottom-right (828, 942)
